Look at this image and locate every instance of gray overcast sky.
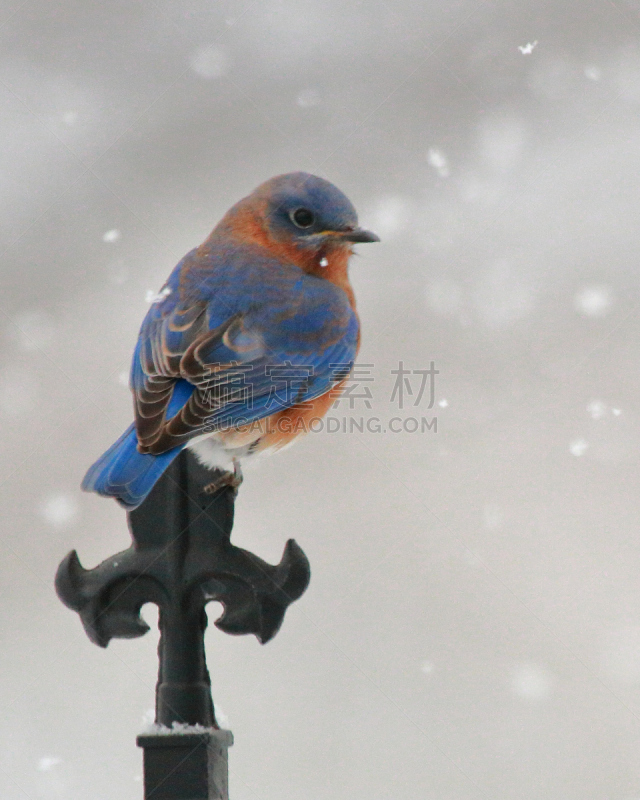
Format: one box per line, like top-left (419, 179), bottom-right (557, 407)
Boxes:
top-left (2, 2), bottom-right (640, 798)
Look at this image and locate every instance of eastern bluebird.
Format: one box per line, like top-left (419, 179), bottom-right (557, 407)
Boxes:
top-left (82, 172), bottom-right (379, 508)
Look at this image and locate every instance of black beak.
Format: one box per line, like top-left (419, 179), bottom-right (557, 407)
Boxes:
top-left (338, 227), bottom-right (380, 243)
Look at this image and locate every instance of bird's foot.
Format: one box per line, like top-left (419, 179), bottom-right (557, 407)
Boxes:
top-left (203, 460), bottom-right (243, 497)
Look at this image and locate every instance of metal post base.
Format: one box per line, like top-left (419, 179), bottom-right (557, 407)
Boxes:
top-left (137, 729), bottom-right (233, 800)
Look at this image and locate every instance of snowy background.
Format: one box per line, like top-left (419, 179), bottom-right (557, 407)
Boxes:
top-left (2, 1), bottom-right (640, 797)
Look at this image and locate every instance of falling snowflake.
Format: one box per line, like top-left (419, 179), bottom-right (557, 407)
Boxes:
top-left (420, 660), bottom-right (435, 675)
top-left (40, 493), bottom-right (79, 529)
top-left (438, 398), bottom-right (448, 408)
top-left (37, 757), bottom-right (62, 772)
top-left (62, 111), bottom-right (78, 126)
top-left (574, 285), bottom-right (613, 317)
top-left (145, 286), bottom-right (172, 304)
top-left (102, 228), bottom-right (121, 243)
top-left (569, 438), bottom-right (589, 457)
top-left (427, 148), bottom-right (450, 178)
top-left (587, 400), bottom-right (607, 420)
top-left (214, 703), bottom-right (230, 727)
top-left (189, 45), bottom-right (229, 79)
top-left (511, 664), bottom-right (554, 699)
top-left (518, 40), bottom-right (538, 55)
top-left (117, 371), bottom-right (130, 387)
top-left (584, 65), bottom-right (602, 81)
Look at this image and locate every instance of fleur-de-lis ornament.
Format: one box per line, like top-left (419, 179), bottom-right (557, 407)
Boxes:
top-left (56, 450), bottom-right (310, 799)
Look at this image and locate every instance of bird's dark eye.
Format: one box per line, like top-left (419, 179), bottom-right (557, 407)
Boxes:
top-left (291, 207), bottom-right (315, 228)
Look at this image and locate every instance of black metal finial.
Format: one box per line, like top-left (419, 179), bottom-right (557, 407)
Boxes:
top-left (55, 449), bottom-right (311, 797)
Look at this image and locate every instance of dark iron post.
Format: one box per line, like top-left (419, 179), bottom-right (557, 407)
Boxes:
top-left (55, 450), bottom-right (310, 799)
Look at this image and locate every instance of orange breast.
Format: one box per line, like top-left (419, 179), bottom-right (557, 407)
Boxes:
top-left (214, 379), bottom-right (349, 454)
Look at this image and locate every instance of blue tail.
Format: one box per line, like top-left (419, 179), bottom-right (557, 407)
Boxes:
top-left (82, 379), bottom-right (193, 509)
top-left (81, 424), bottom-right (184, 510)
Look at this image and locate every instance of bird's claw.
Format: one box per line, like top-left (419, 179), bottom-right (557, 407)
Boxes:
top-left (203, 461), bottom-right (243, 497)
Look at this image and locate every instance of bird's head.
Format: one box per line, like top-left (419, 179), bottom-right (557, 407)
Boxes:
top-left (259, 172), bottom-right (379, 250)
top-left (217, 172), bottom-right (379, 278)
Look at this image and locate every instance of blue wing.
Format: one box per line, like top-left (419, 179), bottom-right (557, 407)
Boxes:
top-left (131, 245), bottom-right (358, 453)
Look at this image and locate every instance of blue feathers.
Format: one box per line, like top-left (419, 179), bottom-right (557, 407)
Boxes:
top-left (81, 425), bottom-right (183, 509)
top-left (82, 380), bottom-right (194, 509)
